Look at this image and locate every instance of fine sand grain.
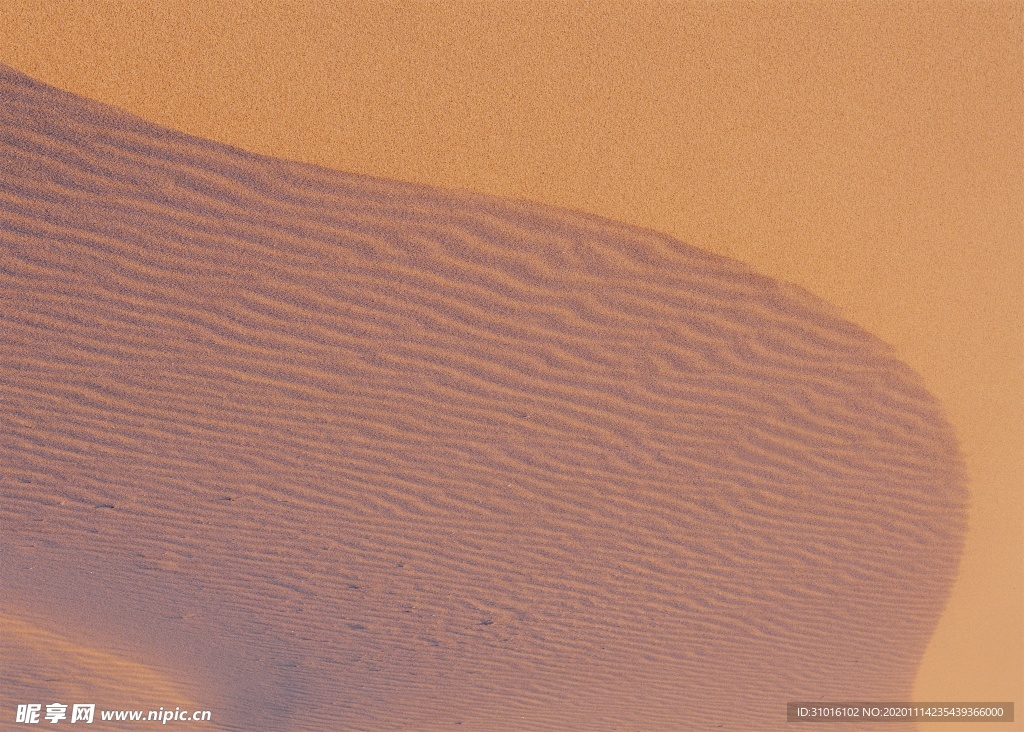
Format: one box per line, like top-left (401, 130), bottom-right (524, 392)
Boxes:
top-left (0, 64), bottom-right (967, 730)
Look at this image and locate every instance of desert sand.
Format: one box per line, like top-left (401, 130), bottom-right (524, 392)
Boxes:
top-left (0, 6), bottom-right (1020, 726)
top-left (0, 64), bottom-right (972, 730)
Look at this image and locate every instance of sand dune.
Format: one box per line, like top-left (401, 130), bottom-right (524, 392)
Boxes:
top-left (0, 64), bottom-right (968, 730)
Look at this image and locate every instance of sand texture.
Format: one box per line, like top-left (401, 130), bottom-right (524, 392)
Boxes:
top-left (0, 64), bottom-right (968, 730)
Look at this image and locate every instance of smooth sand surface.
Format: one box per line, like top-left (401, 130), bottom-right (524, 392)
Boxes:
top-left (1, 64), bottom-right (969, 729)
top-left (0, 612), bottom-right (222, 729)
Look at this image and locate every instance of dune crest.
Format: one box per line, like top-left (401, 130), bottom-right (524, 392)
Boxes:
top-left (0, 64), bottom-right (967, 730)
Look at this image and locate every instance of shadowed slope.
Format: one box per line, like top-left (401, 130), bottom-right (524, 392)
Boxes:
top-left (0, 64), bottom-right (967, 731)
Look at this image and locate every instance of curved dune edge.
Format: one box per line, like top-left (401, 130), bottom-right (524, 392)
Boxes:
top-left (0, 613), bottom-right (221, 730)
top-left (0, 63), bottom-right (967, 731)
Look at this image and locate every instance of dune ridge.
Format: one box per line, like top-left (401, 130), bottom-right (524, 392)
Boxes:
top-left (0, 63), bottom-right (967, 730)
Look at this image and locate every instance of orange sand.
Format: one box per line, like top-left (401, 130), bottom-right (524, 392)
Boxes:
top-left (1, 64), bottom-right (970, 730)
top-left (0, 10), bottom-right (1018, 722)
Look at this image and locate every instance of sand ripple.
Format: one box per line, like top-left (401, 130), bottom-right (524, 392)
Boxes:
top-left (0, 64), bottom-right (966, 731)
